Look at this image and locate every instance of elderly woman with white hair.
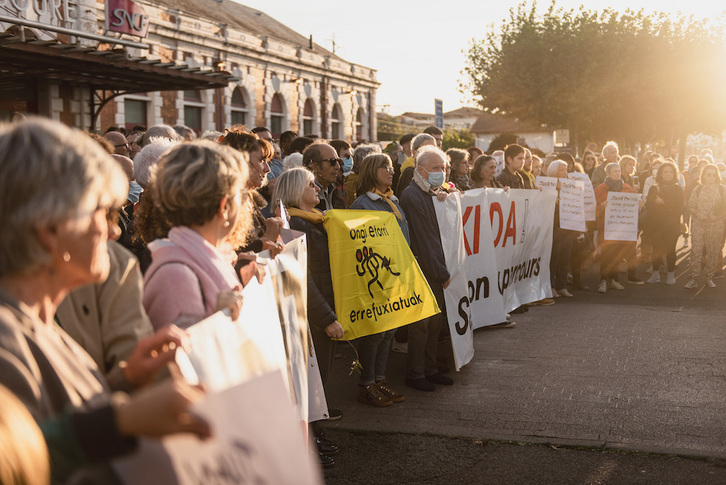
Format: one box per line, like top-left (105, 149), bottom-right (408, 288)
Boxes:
top-left (594, 161), bottom-right (639, 293)
top-left (548, 160), bottom-right (577, 297)
top-left (0, 119), bottom-right (210, 481)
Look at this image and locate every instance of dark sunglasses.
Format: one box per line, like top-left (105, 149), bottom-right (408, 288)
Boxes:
top-left (316, 157), bottom-right (343, 166)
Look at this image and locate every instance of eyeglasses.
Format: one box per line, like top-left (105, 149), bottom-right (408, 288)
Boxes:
top-left (316, 157), bottom-right (343, 166)
top-left (115, 143), bottom-right (130, 150)
top-left (379, 165), bottom-right (395, 173)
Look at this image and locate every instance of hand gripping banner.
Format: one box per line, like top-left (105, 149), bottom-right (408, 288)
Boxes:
top-left (324, 209), bottom-right (439, 341)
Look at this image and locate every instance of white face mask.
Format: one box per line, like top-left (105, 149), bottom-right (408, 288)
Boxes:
top-left (422, 167), bottom-right (445, 187)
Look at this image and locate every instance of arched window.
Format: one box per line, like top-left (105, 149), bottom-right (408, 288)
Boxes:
top-left (303, 98), bottom-right (315, 136)
top-left (355, 107), bottom-right (365, 141)
top-left (330, 103), bottom-right (342, 140)
top-left (230, 88), bottom-right (248, 126)
top-left (270, 93), bottom-right (284, 138)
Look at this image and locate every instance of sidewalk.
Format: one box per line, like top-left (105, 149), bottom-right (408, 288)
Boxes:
top-left (321, 247), bottom-right (726, 460)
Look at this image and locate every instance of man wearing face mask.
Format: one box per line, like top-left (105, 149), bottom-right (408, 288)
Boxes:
top-left (399, 146), bottom-right (454, 392)
top-left (330, 139), bottom-right (354, 206)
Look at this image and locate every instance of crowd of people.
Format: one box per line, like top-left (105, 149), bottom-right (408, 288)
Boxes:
top-left (0, 116), bottom-right (722, 481)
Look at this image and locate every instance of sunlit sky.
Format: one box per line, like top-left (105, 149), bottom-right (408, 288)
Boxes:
top-left (237, 1), bottom-right (724, 116)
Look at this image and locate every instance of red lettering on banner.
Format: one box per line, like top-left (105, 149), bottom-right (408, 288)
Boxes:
top-left (490, 202), bottom-right (503, 247)
top-left (502, 201), bottom-right (517, 247)
top-left (462, 205), bottom-right (481, 256)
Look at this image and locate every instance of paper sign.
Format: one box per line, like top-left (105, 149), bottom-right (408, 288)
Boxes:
top-left (536, 176), bottom-right (558, 192)
top-left (558, 178), bottom-right (586, 232)
top-left (604, 192), bottom-right (641, 242)
top-left (568, 172), bottom-right (596, 221)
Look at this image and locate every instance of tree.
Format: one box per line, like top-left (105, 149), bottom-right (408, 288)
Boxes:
top-left (461, 1), bottom-right (726, 158)
top-left (442, 128), bottom-right (475, 150)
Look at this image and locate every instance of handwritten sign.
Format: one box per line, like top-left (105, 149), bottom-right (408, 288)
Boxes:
top-left (604, 192), bottom-right (641, 242)
top-left (559, 178), bottom-right (586, 232)
top-left (114, 371), bottom-right (323, 485)
top-left (536, 176), bottom-right (558, 192)
top-left (568, 172), bottom-right (596, 221)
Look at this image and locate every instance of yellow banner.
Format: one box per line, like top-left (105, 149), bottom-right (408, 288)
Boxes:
top-left (324, 209), bottom-right (439, 340)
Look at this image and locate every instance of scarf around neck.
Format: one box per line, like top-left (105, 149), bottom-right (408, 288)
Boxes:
top-left (605, 177), bottom-right (623, 192)
top-left (371, 187), bottom-right (402, 220)
top-left (287, 207), bottom-right (325, 224)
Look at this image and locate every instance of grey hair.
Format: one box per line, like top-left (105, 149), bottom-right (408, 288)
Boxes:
top-left (272, 167), bottom-right (315, 209)
top-left (282, 152), bottom-right (303, 171)
top-left (411, 133), bottom-right (435, 153)
top-left (605, 162), bottom-right (621, 175)
top-left (547, 160), bottom-right (568, 177)
top-left (139, 124), bottom-right (182, 147)
top-left (0, 118), bottom-right (127, 276)
top-left (415, 145), bottom-right (448, 169)
top-left (201, 130), bottom-right (223, 141)
top-left (133, 137), bottom-right (179, 188)
top-left (602, 141), bottom-right (619, 155)
top-left (352, 143), bottom-right (381, 174)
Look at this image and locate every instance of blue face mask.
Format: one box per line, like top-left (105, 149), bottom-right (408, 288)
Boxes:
top-left (424, 168), bottom-right (446, 188)
top-left (342, 156), bottom-right (353, 172)
top-left (128, 180), bottom-right (144, 204)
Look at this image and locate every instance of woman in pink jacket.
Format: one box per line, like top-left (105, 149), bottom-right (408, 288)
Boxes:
top-left (140, 141), bottom-right (252, 329)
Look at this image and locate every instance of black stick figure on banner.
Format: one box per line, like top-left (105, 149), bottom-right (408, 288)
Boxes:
top-left (356, 246), bottom-right (400, 298)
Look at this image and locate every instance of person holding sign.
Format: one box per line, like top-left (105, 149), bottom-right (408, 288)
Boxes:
top-left (594, 162), bottom-right (641, 293)
top-left (684, 164), bottom-right (725, 289)
top-left (349, 153), bottom-right (409, 406)
top-left (470, 155), bottom-right (504, 189)
top-left (548, 161), bottom-right (576, 298)
top-left (644, 161), bottom-right (684, 285)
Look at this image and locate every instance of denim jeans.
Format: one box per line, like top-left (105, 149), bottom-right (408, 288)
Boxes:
top-left (355, 329), bottom-right (395, 385)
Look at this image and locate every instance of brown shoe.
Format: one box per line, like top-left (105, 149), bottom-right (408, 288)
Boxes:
top-left (376, 380), bottom-right (405, 403)
top-left (358, 384), bottom-right (393, 407)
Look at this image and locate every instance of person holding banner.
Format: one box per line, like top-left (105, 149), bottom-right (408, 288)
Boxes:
top-left (644, 162), bottom-right (684, 285)
top-left (594, 162), bottom-right (640, 293)
top-left (496, 144), bottom-right (527, 189)
top-left (470, 155), bottom-right (504, 189)
top-left (141, 142), bottom-right (249, 329)
top-left (684, 164), bottom-right (725, 289)
top-left (272, 167), bottom-right (344, 463)
top-left (349, 153), bottom-right (409, 406)
top-left (548, 161), bottom-right (576, 298)
top-left (400, 146), bottom-right (454, 392)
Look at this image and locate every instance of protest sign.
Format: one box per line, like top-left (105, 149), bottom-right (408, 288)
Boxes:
top-left (433, 193), bottom-right (474, 370)
top-left (439, 188), bottom-right (507, 329)
top-left (604, 192), bottom-right (641, 242)
top-left (558, 178), bottom-right (586, 232)
top-left (568, 172), bottom-right (596, 221)
top-left (114, 370), bottom-right (322, 485)
top-left (486, 188), bottom-right (556, 312)
top-left (325, 209), bottom-right (439, 341)
top-left (536, 176), bottom-right (558, 192)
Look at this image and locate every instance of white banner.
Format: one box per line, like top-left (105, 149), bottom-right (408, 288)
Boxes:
top-left (568, 172), bottom-right (596, 221)
top-left (444, 188), bottom-right (507, 329)
top-left (487, 189), bottom-right (556, 312)
top-left (559, 178), bottom-right (586, 232)
top-left (114, 371), bottom-right (322, 485)
top-left (433, 193), bottom-right (474, 370)
top-left (604, 192), bottom-right (640, 242)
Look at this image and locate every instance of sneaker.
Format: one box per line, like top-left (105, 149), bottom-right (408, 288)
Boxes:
top-left (552, 288), bottom-right (560, 298)
top-left (391, 340), bottom-right (408, 354)
top-left (314, 434), bottom-right (338, 455)
top-left (647, 272), bottom-right (661, 284)
top-left (376, 380), bottom-right (405, 403)
top-left (684, 279), bottom-right (698, 289)
top-left (326, 408), bottom-right (343, 421)
top-left (557, 288), bottom-right (574, 297)
top-left (358, 384), bottom-right (393, 407)
top-left (627, 277), bottom-right (644, 285)
top-left (405, 377), bottom-right (435, 392)
top-left (706, 279), bottom-right (716, 288)
top-left (426, 372), bottom-right (454, 386)
top-left (666, 273), bottom-right (676, 285)
top-left (317, 451), bottom-right (335, 468)
top-left (486, 321), bottom-right (517, 329)
top-left (609, 280), bottom-right (625, 290)
top-left (645, 264), bottom-right (654, 273)
top-left (598, 280), bottom-right (608, 293)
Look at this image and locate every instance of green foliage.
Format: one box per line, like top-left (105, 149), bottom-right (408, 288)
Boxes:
top-left (461, 1), bottom-right (726, 152)
top-left (442, 128), bottom-right (475, 150)
top-left (487, 133), bottom-right (520, 152)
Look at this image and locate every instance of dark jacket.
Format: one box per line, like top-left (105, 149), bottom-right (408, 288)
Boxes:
top-left (315, 182), bottom-right (346, 212)
top-left (399, 180), bottom-right (450, 300)
top-left (289, 216), bottom-right (337, 329)
top-left (396, 166), bottom-right (415, 197)
top-left (496, 169), bottom-right (525, 189)
top-left (645, 183), bottom-right (684, 235)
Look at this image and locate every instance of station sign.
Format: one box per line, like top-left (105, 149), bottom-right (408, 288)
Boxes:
top-left (105, 0), bottom-right (149, 38)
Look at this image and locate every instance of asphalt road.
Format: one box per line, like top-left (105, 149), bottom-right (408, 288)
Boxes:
top-left (318, 244), bottom-right (726, 483)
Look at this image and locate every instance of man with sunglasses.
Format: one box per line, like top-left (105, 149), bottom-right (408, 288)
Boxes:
top-left (303, 142), bottom-right (347, 211)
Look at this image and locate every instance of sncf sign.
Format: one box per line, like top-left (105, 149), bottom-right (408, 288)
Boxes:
top-left (106, 0), bottom-right (149, 38)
